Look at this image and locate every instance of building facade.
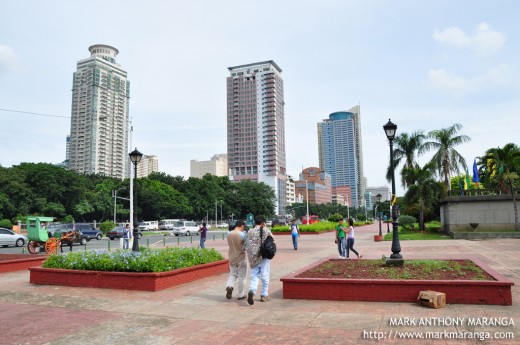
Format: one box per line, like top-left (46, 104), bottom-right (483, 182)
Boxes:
top-left (317, 105), bottom-right (365, 210)
top-left (226, 61), bottom-right (287, 215)
top-left (286, 176), bottom-right (296, 205)
top-left (137, 155), bottom-right (159, 178)
top-left (190, 154), bottom-right (228, 178)
top-left (295, 167), bottom-right (332, 205)
top-left (68, 44), bottom-right (130, 179)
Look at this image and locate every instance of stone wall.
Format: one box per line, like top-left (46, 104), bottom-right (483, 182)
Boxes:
top-left (440, 194), bottom-right (520, 239)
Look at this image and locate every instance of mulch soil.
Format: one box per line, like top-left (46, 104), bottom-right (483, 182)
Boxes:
top-left (0, 254), bottom-right (47, 261)
top-left (296, 259), bottom-right (496, 281)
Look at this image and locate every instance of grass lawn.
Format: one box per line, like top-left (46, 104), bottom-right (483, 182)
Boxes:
top-left (383, 229), bottom-right (451, 240)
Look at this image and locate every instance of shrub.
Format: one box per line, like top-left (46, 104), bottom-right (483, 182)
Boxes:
top-left (42, 247), bottom-right (224, 272)
top-left (328, 213), bottom-right (344, 223)
top-left (99, 220), bottom-right (116, 233)
top-left (398, 215), bottom-right (417, 231)
top-left (0, 219), bottom-right (12, 229)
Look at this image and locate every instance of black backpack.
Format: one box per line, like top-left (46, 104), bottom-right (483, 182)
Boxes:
top-left (260, 227), bottom-right (276, 259)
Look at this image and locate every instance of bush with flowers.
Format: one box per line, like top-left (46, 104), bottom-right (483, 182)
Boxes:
top-left (42, 247), bottom-right (224, 273)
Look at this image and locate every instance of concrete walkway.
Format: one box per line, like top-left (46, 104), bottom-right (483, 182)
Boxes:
top-left (0, 223), bottom-right (518, 344)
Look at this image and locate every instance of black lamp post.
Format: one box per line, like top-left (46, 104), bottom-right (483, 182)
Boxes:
top-left (383, 119), bottom-right (403, 266)
top-left (129, 148), bottom-right (143, 252)
top-left (376, 193), bottom-right (382, 236)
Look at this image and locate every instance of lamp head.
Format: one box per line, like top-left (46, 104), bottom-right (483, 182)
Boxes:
top-left (383, 119), bottom-right (397, 141)
top-left (129, 148), bottom-right (143, 165)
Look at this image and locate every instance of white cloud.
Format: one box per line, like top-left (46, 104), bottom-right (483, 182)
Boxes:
top-left (433, 22), bottom-right (505, 56)
top-left (0, 44), bottom-right (18, 74)
top-left (427, 63), bottom-right (512, 95)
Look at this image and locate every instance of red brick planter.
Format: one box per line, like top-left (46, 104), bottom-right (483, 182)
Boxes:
top-left (30, 259), bottom-right (229, 291)
top-left (0, 255), bottom-right (47, 273)
top-left (280, 257), bottom-right (513, 305)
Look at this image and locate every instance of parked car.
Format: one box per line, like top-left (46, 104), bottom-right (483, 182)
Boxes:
top-left (159, 219), bottom-right (182, 230)
top-left (172, 221), bottom-right (199, 236)
top-left (48, 223), bottom-right (101, 242)
top-left (216, 222), bottom-right (229, 229)
top-left (0, 228), bottom-right (28, 247)
top-left (106, 226), bottom-right (143, 240)
top-left (138, 221), bottom-right (159, 231)
top-left (51, 227), bottom-right (87, 245)
top-left (75, 223), bottom-right (103, 240)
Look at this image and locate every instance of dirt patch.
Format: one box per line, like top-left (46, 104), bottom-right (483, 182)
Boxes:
top-left (0, 254), bottom-right (46, 261)
top-left (296, 259), bottom-right (495, 281)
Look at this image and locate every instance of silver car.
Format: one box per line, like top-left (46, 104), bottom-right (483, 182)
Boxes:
top-left (0, 228), bottom-right (28, 247)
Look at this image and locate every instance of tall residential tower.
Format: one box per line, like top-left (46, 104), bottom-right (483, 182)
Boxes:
top-left (68, 44), bottom-right (130, 179)
top-left (317, 105), bottom-right (365, 209)
top-left (226, 61), bottom-right (287, 215)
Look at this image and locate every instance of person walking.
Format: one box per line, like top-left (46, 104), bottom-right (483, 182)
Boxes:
top-left (345, 218), bottom-right (362, 259)
top-left (335, 219), bottom-right (347, 258)
top-left (198, 222), bottom-right (208, 249)
top-left (123, 223), bottom-right (132, 250)
top-left (245, 215), bottom-right (275, 305)
top-left (290, 219), bottom-right (300, 250)
top-left (225, 219), bottom-right (247, 300)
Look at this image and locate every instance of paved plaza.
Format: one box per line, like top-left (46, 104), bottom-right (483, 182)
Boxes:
top-left (0, 222), bottom-right (518, 344)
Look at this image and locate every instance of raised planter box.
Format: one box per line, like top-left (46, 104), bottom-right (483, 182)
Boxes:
top-left (0, 255), bottom-right (47, 273)
top-left (280, 257), bottom-right (513, 305)
top-left (30, 259), bottom-right (229, 291)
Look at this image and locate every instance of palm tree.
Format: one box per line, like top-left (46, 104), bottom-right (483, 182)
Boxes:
top-left (386, 131), bottom-right (428, 188)
top-left (482, 143), bottom-right (520, 231)
top-left (425, 123), bottom-right (471, 191)
top-left (403, 162), bottom-right (441, 231)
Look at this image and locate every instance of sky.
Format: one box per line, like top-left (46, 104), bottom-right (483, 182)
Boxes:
top-left (1, 0), bottom-right (519, 197)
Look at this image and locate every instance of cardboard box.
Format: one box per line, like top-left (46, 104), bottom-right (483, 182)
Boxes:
top-left (417, 290), bottom-right (446, 308)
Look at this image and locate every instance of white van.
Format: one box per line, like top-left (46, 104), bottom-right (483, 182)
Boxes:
top-left (159, 219), bottom-right (181, 230)
top-left (138, 221), bottom-right (158, 231)
top-left (173, 221), bottom-right (199, 236)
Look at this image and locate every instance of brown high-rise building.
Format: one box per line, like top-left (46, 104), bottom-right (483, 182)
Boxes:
top-left (226, 61), bottom-right (287, 215)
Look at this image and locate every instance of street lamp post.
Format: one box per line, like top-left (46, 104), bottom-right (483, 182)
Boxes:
top-left (383, 119), bottom-right (403, 266)
top-left (129, 148), bottom-right (143, 252)
top-left (376, 193), bottom-right (382, 237)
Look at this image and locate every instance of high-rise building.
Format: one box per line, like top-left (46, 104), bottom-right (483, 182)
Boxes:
top-left (68, 44), bottom-right (130, 179)
top-left (317, 105), bottom-right (365, 209)
top-left (137, 155), bottom-right (159, 178)
top-left (190, 154), bottom-right (228, 178)
top-left (226, 61), bottom-right (287, 215)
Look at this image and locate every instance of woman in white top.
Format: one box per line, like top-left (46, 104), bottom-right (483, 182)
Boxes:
top-left (345, 218), bottom-right (362, 259)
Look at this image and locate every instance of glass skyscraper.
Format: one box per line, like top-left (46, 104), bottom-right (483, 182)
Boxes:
top-left (318, 106), bottom-right (365, 209)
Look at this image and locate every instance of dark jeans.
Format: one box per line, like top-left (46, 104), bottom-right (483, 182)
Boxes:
top-left (346, 238), bottom-right (359, 258)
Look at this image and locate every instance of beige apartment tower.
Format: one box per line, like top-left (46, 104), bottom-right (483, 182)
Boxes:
top-left (68, 44), bottom-right (130, 179)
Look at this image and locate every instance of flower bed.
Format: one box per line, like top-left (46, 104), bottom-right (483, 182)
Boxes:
top-left (280, 257), bottom-right (513, 305)
top-left (30, 259), bottom-right (229, 291)
top-left (30, 247), bottom-right (229, 291)
top-left (0, 254), bottom-right (47, 273)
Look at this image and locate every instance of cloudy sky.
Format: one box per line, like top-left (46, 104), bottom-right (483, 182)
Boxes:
top-left (1, 1), bottom-right (518, 197)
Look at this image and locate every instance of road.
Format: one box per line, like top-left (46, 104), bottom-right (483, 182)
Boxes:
top-left (0, 231), bottom-right (230, 255)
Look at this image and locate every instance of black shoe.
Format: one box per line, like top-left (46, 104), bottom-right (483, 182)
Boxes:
top-left (247, 290), bottom-right (255, 305)
top-left (226, 286), bottom-right (233, 299)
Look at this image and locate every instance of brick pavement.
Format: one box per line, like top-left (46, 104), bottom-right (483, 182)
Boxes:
top-left (0, 222), bottom-right (518, 344)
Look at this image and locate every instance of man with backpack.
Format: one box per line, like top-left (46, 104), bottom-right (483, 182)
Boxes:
top-left (245, 215), bottom-right (276, 305)
top-left (290, 219), bottom-right (300, 250)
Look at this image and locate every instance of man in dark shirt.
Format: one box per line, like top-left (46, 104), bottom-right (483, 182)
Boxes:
top-left (199, 222), bottom-right (208, 249)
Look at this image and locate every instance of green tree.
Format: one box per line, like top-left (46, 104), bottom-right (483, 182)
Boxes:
top-left (138, 178), bottom-right (192, 220)
top-left (403, 162), bottom-right (443, 230)
top-left (482, 143), bottom-right (520, 231)
top-left (425, 123), bottom-right (471, 191)
top-left (386, 131), bottom-right (428, 188)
